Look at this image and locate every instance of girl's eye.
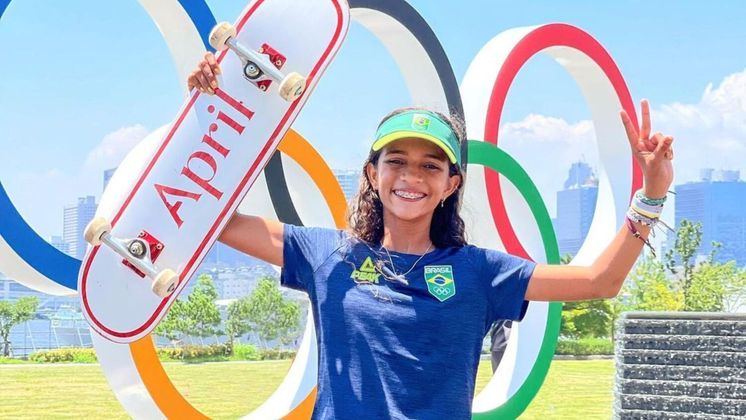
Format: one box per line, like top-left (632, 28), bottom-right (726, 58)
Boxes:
top-left (386, 159), bottom-right (404, 165)
top-left (425, 163), bottom-right (442, 170)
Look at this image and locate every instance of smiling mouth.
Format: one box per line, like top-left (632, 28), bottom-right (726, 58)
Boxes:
top-left (393, 190), bottom-right (426, 200)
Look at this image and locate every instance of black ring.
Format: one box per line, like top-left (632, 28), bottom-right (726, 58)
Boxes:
top-left (264, 0), bottom-right (464, 225)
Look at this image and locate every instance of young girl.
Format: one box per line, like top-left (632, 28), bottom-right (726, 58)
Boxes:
top-left (189, 53), bottom-right (674, 419)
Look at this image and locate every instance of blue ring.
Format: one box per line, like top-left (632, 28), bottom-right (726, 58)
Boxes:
top-left (0, 182), bottom-right (80, 289)
top-left (0, 0), bottom-right (216, 291)
top-left (265, 0), bottom-right (464, 225)
top-left (177, 0), bottom-right (217, 51)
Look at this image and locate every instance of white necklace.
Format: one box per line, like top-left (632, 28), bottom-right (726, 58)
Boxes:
top-left (379, 242), bottom-right (432, 286)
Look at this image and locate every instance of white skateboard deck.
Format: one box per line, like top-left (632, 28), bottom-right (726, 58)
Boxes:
top-left (79, 0), bottom-right (349, 343)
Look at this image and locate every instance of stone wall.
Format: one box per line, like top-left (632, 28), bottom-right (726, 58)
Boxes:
top-left (614, 312), bottom-right (745, 419)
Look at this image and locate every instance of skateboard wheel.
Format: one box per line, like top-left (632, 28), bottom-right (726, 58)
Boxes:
top-left (152, 269), bottom-right (179, 298)
top-left (209, 22), bottom-right (236, 51)
top-left (278, 72), bottom-right (306, 102)
top-left (84, 216), bottom-right (112, 246)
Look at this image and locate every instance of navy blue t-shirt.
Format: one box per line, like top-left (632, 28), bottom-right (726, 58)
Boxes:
top-left (281, 224), bottom-right (536, 419)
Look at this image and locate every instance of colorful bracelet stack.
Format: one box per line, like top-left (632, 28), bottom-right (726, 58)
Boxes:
top-left (625, 190), bottom-right (675, 257)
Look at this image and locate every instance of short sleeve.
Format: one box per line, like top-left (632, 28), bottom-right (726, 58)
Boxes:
top-left (281, 224), bottom-right (342, 292)
top-left (477, 247), bottom-right (536, 323)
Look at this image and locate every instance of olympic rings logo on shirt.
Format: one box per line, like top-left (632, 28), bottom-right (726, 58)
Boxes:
top-left (433, 288), bottom-right (449, 295)
top-left (0, 1), bottom-right (640, 419)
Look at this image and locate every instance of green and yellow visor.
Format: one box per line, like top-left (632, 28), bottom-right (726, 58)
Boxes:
top-left (371, 110), bottom-right (461, 167)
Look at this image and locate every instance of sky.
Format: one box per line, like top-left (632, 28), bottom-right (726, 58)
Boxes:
top-left (1, 0), bottom-right (745, 242)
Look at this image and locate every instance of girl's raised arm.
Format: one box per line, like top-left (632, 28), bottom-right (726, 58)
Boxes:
top-left (525, 99), bottom-right (674, 302)
top-left (219, 214), bottom-right (284, 266)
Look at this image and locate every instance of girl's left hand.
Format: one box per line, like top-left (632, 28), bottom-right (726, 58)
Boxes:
top-left (620, 99), bottom-right (674, 199)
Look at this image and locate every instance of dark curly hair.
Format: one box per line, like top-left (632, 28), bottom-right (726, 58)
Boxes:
top-left (347, 107), bottom-right (467, 248)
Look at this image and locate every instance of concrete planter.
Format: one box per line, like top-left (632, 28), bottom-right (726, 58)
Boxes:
top-left (613, 312), bottom-right (746, 419)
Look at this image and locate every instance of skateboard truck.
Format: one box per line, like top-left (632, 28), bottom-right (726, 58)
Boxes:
top-left (84, 217), bottom-right (179, 298)
top-left (208, 21), bottom-right (307, 102)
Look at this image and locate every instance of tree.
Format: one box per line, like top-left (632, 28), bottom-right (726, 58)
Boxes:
top-left (246, 277), bottom-right (301, 349)
top-left (560, 299), bottom-right (614, 338)
top-left (688, 260), bottom-right (746, 312)
top-left (0, 297), bottom-right (38, 357)
top-left (154, 298), bottom-right (190, 346)
top-left (155, 274), bottom-right (221, 345)
top-left (558, 254), bottom-right (615, 339)
top-left (722, 268), bottom-right (746, 312)
top-left (664, 219), bottom-right (703, 309)
top-left (623, 252), bottom-right (683, 312)
top-left (184, 274), bottom-right (222, 339)
top-left (626, 219), bottom-right (746, 314)
top-left (277, 301), bottom-right (301, 350)
top-left (225, 296), bottom-right (252, 352)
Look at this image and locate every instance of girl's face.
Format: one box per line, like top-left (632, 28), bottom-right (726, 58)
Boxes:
top-left (366, 138), bottom-right (461, 225)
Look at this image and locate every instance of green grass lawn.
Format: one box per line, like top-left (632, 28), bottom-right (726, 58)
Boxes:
top-left (0, 359), bottom-right (613, 419)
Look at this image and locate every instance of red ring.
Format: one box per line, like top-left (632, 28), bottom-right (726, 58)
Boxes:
top-left (482, 23), bottom-right (643, 258)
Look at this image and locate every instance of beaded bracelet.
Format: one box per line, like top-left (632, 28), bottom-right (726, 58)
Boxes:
top-left (626, 190), bottom-right (675, 254)
top-left (631, 199), bottom-right (664, 216)
top-left (635, 190), bottom-right (667, 206)
top-left (627, 208), bottom-right (657, 226)
top-left (630, 203), bottom-right (663, 220)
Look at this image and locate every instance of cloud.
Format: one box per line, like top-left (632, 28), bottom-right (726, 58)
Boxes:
top-left (653, 69), bottom-right (746, 183)
top-left (5, 125), bottom-right (150, 239)
top-left (83, 125), bottom-right (149, 174)
top-left (496, 114), bottom-right (600, 216)
top-left (493, 68), bottom-right (746, 219)
top-left (501, 114), bottom-right (595, 144)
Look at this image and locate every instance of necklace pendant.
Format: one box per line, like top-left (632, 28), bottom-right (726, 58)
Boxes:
top-left (379, 264), bottom-right (409, 286)
top-left (392, 273), bottom-right (408, 286)
top-left (378, 241), bottom-right (431, 287)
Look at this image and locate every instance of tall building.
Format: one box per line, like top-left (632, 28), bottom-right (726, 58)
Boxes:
top-left (555, 162), bottom-right (598, 257)
top-left (63, 196), bottom-right (97, 259)
top-left (675, 169), bottom-right (746, 265)
top-left (49, 236), bottom-right (70, 255)
top-left (334, 169), bottom-right (361, 201)
top-left (103, 167), bottom-right (117, 191)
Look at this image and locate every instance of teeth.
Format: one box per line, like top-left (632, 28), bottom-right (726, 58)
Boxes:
top-left (394, 190), bottom-right (425, 199)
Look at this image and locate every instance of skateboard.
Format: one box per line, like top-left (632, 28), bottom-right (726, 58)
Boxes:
top-left (79, 0), bottom-right (349, 343)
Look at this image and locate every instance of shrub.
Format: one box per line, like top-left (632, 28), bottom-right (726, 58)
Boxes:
top-left (155, 344), bottom-right (295, 362)
top-left (232, 344), bottom-right (260, 361)
top-left (157, 344), bottom-right (231, 362)
top-left (259, 349), bottom-right (296, 360)
top-left (555, 338), bottom-right (614, 355)
top-left (29, 348), bottom-right (98, 363)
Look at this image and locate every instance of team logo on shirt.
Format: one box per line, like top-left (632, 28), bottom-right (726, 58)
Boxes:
top-left (424, 265), bottom-right (455, 302)
top-left (350, 256), bottom-right (381, 284)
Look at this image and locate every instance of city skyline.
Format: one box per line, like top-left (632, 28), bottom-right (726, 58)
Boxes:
top-left (5, 163), bottom-right (745, 354)
top-left (44, 161), bottom-right (746, 266)
top-left (674, 169), bottom-right (746, 266)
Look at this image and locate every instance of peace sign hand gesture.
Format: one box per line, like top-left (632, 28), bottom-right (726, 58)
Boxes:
top-left (620, 99), bottom-right (674, 199)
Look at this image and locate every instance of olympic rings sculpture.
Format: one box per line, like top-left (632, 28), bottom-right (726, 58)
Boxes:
top-left (0, 0), bottom-right (641, 418)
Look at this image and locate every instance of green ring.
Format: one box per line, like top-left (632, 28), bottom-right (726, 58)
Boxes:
top-left (466, 140), bottom-right (562, 419)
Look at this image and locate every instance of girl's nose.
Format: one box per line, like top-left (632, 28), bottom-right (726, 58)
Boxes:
top-left (400, 166), bottom-right (423, 182)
